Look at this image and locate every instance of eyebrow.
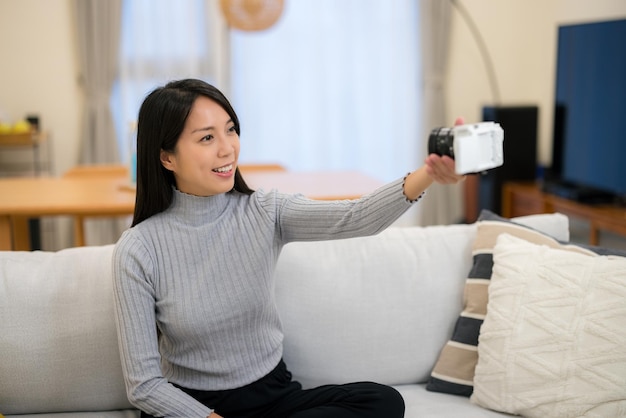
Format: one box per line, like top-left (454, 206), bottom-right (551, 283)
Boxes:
top-left (191, 119), bottom-right (234, 134)
top-left (191, 126), bottom-right (213, 134)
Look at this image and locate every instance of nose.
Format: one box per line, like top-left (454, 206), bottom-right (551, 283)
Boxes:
top-left (217, 135), bottom-right (235, 158)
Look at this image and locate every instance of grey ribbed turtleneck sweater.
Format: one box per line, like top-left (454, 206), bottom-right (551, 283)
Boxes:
top-left (112, 177), bottom-right (416, 416)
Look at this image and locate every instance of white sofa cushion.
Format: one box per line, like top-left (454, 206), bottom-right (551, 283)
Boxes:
top-left (0, 245), bottom-right (132, 415)
top-left (275, 224), bottom-right (477, 389)
top-left (397, 384), bottom-right (512, 417)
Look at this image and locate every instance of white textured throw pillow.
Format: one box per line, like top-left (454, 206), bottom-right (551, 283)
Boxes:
top-left (471, 234), bottom-right (626, 418)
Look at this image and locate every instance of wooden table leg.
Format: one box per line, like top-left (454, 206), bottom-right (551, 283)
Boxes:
top-left (12, 216), bottom-right (31, 251)
top-left (74, 216), bottom-right (86, 247)
top-left (0, 216), bottom-right (12, 250)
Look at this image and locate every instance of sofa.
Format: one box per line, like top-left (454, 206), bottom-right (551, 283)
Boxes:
top-left (2, 211), bottom-right (623, 417)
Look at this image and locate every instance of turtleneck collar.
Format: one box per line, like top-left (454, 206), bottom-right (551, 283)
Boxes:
top-left (167, 188), bottom-right (233, 226)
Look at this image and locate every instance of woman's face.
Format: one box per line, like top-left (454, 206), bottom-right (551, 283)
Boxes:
top-left (160, 96), bottom-right (240, 197)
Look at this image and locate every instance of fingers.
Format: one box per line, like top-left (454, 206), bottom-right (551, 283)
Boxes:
top-left (425, 154), bottom-right (466, 184)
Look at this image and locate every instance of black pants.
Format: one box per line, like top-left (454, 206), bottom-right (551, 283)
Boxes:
top-left (141, 359), bottom-right (405, 418)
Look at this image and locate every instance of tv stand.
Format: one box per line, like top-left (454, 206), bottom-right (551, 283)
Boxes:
top-left (502, 181), bottom-right (626, 246)
top-left (542, 179), bottom-right (616, 204)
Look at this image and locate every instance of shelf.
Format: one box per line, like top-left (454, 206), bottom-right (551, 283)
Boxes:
top-left (0, 131), bottom-right (45, 146)
top-left (0, 131), bottom-right (50, 176)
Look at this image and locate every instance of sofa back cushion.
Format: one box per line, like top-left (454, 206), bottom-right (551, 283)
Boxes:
top-left (0, 245), bottom-right (132, 415)
top-left (275, 223), bottom-right (478, 388)
top-left (274, 213), bottom-right (569, 389)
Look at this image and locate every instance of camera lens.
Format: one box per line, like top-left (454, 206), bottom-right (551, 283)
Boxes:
top-left (428, 127), bottom-right (455, 159)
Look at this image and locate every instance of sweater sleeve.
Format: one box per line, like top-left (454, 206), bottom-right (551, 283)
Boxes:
top-left (112, 232), bottom-right (214, 417)
top-left (258, 176), bottom-right (418, 243)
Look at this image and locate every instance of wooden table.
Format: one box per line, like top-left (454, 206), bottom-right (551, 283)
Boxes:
top-left (0, 176), bottom-right (136, 251)
top-left (0, 170), bottom-right (383, 250)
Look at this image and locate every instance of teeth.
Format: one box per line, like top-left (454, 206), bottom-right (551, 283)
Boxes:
top-left (213, 164), bottom-right (232, 173)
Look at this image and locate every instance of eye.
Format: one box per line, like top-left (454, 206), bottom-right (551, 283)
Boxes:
top-left (200, 134), bottom-right (214, 142)
top-left (227, 125), bottom-right (237, 134)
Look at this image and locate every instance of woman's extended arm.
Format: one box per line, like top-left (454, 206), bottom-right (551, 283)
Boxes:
top-left (265, 117), bottom-right (467, 243)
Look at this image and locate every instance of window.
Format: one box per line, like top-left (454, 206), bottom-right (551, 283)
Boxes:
top-left (230, 0), bottom-right (421, 182)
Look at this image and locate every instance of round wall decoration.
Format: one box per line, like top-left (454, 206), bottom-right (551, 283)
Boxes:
top-left (220, 0), bottom-right (285, 31)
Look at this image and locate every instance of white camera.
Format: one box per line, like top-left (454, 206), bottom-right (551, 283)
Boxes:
top-left (428, 121), bottom-right (504, 175)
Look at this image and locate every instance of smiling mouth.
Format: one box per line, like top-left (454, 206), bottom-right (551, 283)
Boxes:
top-left (212, 164), bottom-right (233, 173)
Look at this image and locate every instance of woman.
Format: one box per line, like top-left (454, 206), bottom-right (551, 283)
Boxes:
top-left (112, 78), bottom-right (464, 417)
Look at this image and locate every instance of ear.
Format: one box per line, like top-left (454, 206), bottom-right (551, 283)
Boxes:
top-left (160, 149), bottom-right (176, 171)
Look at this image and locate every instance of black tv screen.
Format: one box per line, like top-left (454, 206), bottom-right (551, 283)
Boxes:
top-left (550, 18), bottom-right (626, 201)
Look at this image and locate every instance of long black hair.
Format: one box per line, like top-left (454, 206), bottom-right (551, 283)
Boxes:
top-left (131, 79), bottom-right (253, 227)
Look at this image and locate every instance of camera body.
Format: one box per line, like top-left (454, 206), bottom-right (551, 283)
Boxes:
top-left (428, 121), bottom-right (504, 175)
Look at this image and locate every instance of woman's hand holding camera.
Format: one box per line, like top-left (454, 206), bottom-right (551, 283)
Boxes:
top-left (402, 117), bottom-right (466, 201)
top-left (424, 116), bottom-right (466, 184)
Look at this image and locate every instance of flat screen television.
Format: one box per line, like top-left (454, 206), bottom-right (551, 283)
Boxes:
top-left (545, 18), bottom-right (626, 204)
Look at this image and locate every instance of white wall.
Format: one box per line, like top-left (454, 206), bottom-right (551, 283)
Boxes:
top-left (1, 0), bottom-right (625, 181)
top-left (446, 0), bottom-right (626, 167)
top-left (0, 0), bottom-right (82, 176)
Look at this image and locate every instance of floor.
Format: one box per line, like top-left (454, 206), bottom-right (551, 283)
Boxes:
top-left (568, 217), bottom-right (626, 251)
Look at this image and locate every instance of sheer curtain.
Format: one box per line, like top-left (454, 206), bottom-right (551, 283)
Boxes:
top-left (229, 0), bottom-right (422, 188)
top-left (418, 0), bottom-right (464, 225)
top-left (74, 0), bottom-right (121, 165)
